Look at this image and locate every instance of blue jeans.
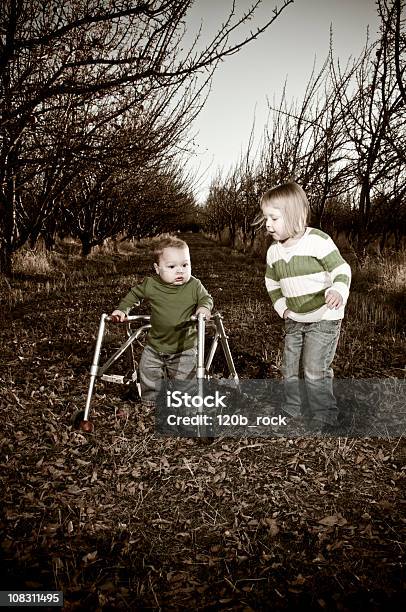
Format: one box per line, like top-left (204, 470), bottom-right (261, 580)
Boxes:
top-left (139, 344), bottom-right (197, 405)
top-left (282, 319), bottom-right (342, 425)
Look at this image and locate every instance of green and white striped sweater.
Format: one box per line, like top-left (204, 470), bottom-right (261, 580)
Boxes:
top-left (265, 227), bottom-right (351, 322)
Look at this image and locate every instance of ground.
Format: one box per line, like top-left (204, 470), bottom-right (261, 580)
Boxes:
top-left (0, 234), bottom-right (405, 611)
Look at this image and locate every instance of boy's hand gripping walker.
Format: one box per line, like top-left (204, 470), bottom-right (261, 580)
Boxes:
top-left (73, 312), bottom-right (238, 433)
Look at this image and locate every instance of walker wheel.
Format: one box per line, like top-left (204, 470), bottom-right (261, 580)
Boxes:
top-left (72, 410), bottom-right (94, 432)
top-left (71, 409), bottom-right (85, 428)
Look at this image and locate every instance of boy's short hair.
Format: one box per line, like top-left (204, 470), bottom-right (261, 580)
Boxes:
top-left (260, 182), bottom-right (309, 237)
top-left (150, 234), bottom-right (189, 263)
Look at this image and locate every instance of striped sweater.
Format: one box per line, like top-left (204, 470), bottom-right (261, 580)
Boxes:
top-left (265, 228), bottom-right (351, 322)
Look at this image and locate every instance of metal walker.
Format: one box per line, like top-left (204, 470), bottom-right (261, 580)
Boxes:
top-left (73, 312), bottom-right (238, 432)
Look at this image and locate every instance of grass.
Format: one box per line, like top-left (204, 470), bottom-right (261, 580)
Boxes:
top-left (352, 249), bottom-right (406, 291)
top-left (3, 236), bottom-right (405, 380)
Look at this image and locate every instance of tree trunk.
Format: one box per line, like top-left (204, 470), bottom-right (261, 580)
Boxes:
top-left (43, 232), bottom-right (56, 251)
top-left (0, 239), bottom-right (12, 277)
top-left (81, 237), bottom-right (92, 257)
top-left (354, 183), bottom-right (371, 262)
top-left (0, 202), bottom-right (13, 276)
top-left (379, 232), bottom-right (387, 253)
top-left (229, 222), bottom-right (236, 247)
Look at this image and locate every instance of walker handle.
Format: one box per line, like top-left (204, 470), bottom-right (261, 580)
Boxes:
top-left (106, 314), bottom-right (151, 323)
top-left (190, 313), bottom-right (207, 322)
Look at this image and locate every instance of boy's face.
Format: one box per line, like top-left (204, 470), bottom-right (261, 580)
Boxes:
top-left (154, 246), bottom-right (191, 285)
top-left (262, 204), bottom-right (289, 242)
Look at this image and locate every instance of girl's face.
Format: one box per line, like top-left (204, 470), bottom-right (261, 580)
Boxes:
top-left (154, 246), bottom-right (191, 285)
top-left (262, 204), bottom-right (290, 242)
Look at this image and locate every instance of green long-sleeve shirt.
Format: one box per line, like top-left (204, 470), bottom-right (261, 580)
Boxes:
top-left (117, 275), bottom-right (213, 353)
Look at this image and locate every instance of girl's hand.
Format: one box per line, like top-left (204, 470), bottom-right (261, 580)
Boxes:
top-left (195, 306), bottom-right (211, 321)
top-left (325, 290), bottom-right (343, 309)
top-left (110, 309), bottom-right (126, 322)
top-left (283, 309), bottom-right (291, 319)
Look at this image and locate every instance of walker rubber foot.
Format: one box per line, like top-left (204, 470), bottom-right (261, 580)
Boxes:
top-left (71, 409), bottom-right (94, 432)
top-left (79, 420), bottom-right (94, 433)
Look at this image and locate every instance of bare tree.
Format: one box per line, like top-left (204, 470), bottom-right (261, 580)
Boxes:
top-left (261, 48), bottom-right (354, 226)
top-left (331, 23), bottom-right (405, 256)
top-left (124, 164), bottom-right (197, 240)
top-left (378, 0), bottom-right (406, 105)
top-left (0, 0), bottom-right (293, 275)
top-left (55, 77), bottom-right (205, 255)
top-left (202, 174), bottom-right (230, 241)
top-left (204, 2), bottom-right (406, 256)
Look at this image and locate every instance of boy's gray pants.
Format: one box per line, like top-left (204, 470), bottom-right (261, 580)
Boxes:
top-left (139, 344), bottom-right (197, 405)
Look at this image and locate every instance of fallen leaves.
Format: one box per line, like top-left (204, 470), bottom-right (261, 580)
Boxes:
top-left (318, 513), bottom-right (348, 527)
top-left (1, 236), bottom-right (405, 609)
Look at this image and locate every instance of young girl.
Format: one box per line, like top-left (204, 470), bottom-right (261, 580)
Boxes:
top-left (261, 182), bottom-right (351, 433)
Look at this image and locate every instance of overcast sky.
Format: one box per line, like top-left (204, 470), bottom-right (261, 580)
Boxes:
top-left (184, 0), bottom-right (380, 203)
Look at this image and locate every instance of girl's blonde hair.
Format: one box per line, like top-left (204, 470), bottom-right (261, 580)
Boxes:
top-left (260, 182), bottom-right (309, 237)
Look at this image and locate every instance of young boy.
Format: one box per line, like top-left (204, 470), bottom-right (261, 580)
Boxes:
top-left (111, 235), bottom-right (213, 406)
